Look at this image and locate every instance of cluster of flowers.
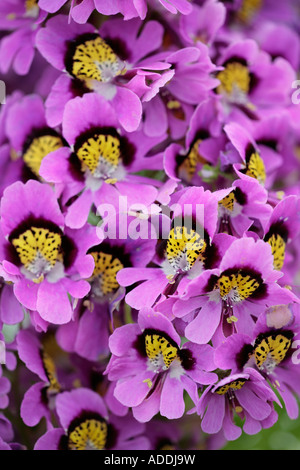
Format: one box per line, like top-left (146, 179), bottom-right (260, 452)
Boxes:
top-left (0, 0), bottom-right (299, 451)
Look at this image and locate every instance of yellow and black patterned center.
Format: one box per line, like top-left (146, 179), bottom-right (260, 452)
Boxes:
top-left (237, 0), bottom-right (262, 23)
top-left (68, 419), bottom-right (108, 450)
top-left (219, 191), bottom-right (236, 212)
top-left (145, 333), bottom-right (178, 371)
top-left (11, 227), bottom-right (62, 275)
top-left (178, 139), bottom-right (206, 181)
top-left (76, 132), bottom-right (121, 178)
top-left (166, 226), bottom-right (207, 272)
top-left (69, 35), bottom-right (122, 83)
top-left (215, 378), bottom-right (247, 395)
top-left (23, 135), bottom-right (64, 177)
top-left (245, 152), bottom-right (266, 185)
top-left (41, 351), bottom-right (60, 393)
top-left (216, 62), bottom-right (250, 96)
top-left (89, 251), bottom-right (124, 295)
top-left (218, 271), bottom-right (261, 302)
top-left (266, 233), bottom-right (285, 271)
top-left (254, 332), bottom-right (293, 371)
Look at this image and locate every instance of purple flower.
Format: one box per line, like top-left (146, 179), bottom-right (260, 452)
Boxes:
top-left (105, 308), bottom-right (217, 422)
top-left (34, 387), bottom-right (150, 450)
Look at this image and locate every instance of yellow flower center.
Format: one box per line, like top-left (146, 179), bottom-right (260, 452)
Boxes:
top-left (217, 62), bottom-right (250, 96)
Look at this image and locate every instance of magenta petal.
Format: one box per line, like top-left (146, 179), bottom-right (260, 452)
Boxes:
top-left (0, 284), bottom-right (24, 325)
top-left (138, 308), bottom-right (181, 345)
top-left (36, 280), bottom-right (73, 325)
top-left (39, 147), bottom-right (73, 184)
top-left (160, 375), bottom-right (185, 419)
top-left (65, 190), bottom-right (93, 229)
top-left (21, 382), bottom-right (51, 427)
top-left (243, 412), bottom-right (262, 436)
